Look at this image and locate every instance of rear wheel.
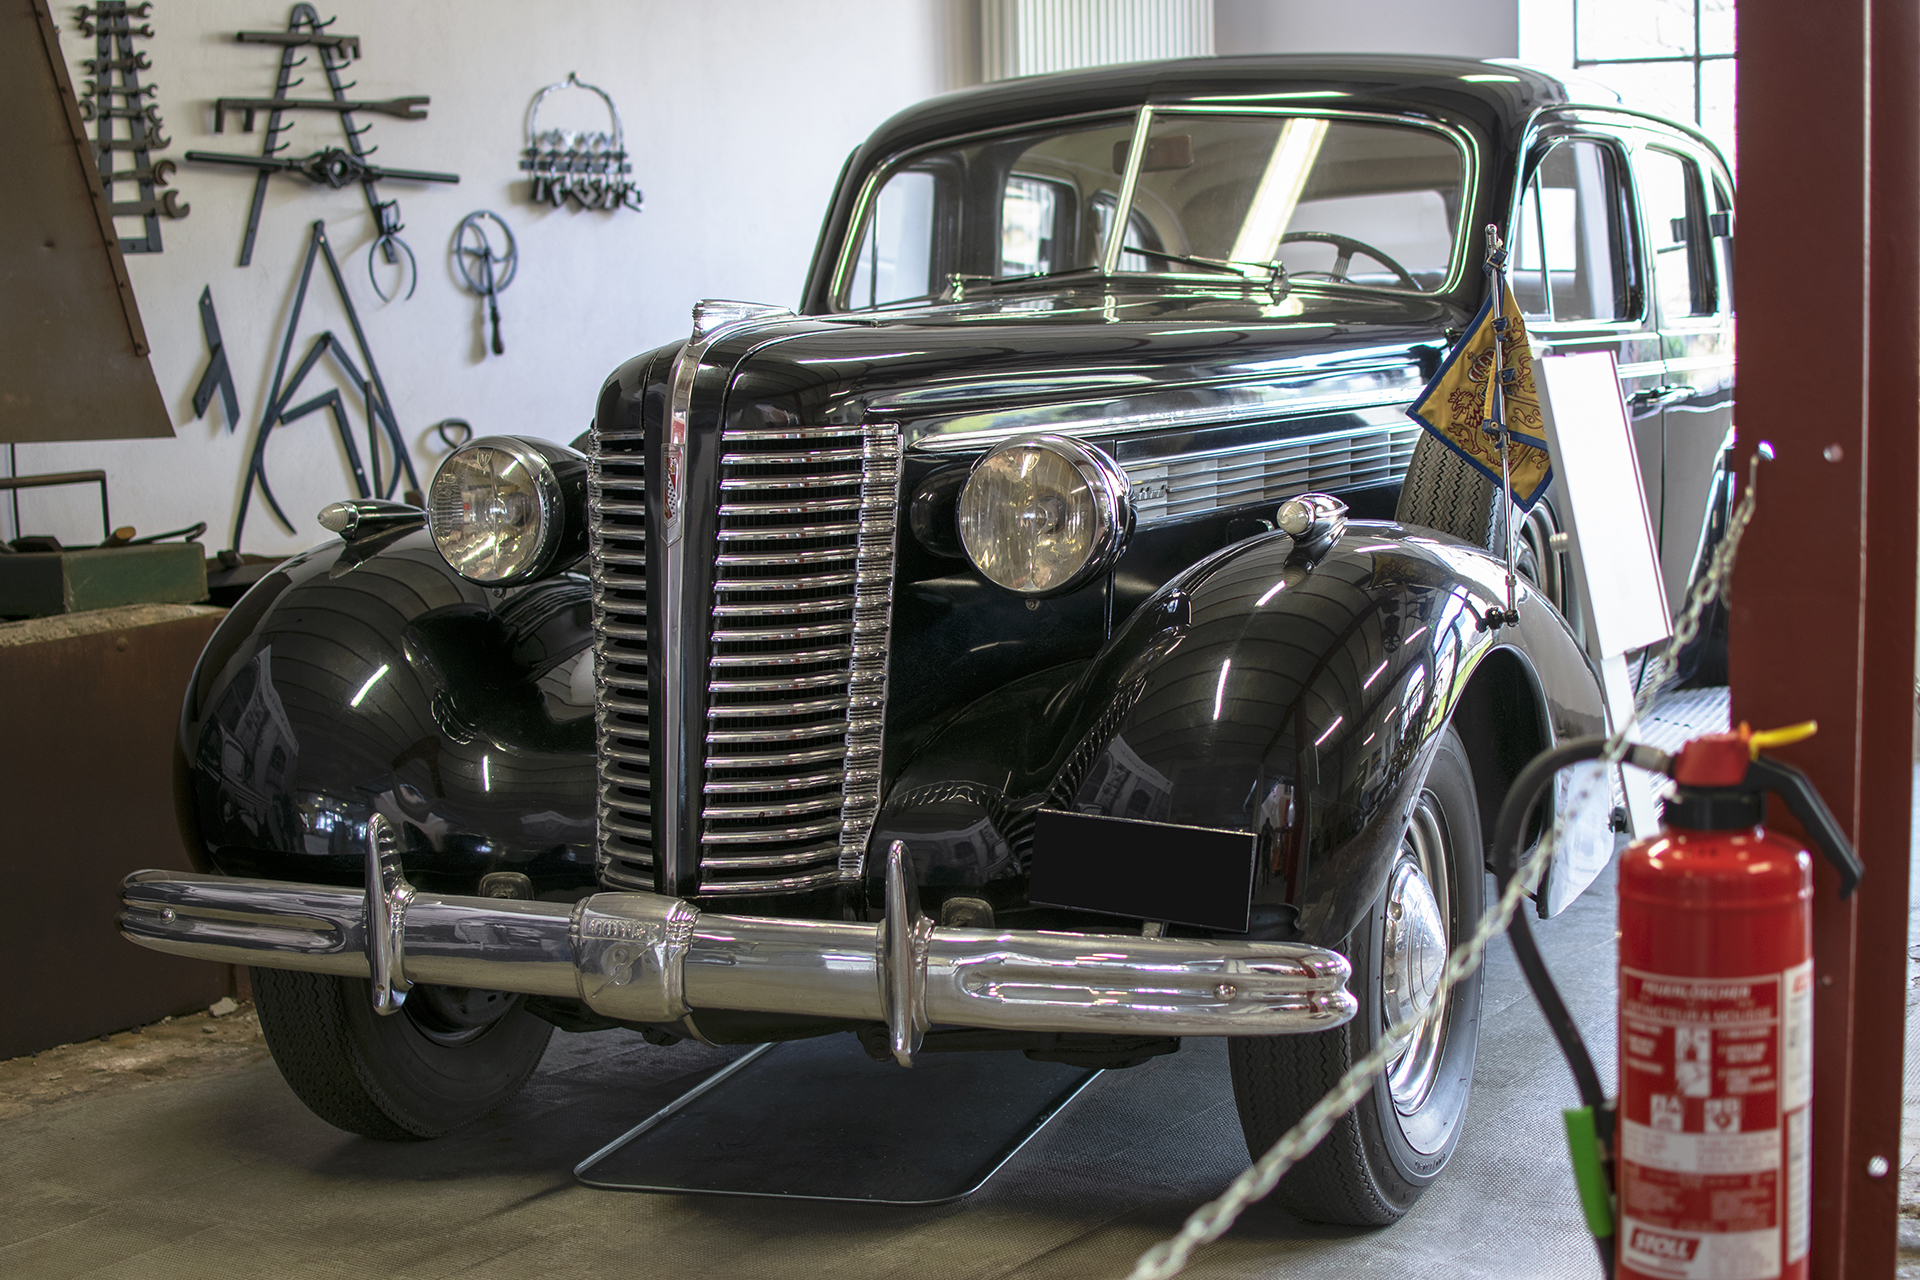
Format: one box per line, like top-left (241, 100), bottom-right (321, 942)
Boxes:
top-left (1227, 725), bottom-right (1484, 1225)
top-left (252, 968), bottom-right (553, 1140)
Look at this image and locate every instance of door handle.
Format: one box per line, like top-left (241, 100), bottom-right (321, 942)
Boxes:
top-left (1628, 384), bottom-right (1697, 410)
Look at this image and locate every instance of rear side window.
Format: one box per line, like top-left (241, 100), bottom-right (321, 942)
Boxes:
top-left (1634, 147), bottom-right (1716, 320)
top-left (1510, 139), bottom-right (1635, 323)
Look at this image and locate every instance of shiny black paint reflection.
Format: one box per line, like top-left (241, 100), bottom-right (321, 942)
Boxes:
top-left (179, 532), bottom-right (598, 898)
top-left (871, 522), bottom-right (1604, 948)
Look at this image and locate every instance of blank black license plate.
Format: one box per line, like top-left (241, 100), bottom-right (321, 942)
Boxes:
top-left (1027, 809), bottom-right (1257, 933)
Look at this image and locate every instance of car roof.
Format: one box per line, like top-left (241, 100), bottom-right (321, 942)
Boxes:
top-left (858, 55), bottom-right (1590, 161)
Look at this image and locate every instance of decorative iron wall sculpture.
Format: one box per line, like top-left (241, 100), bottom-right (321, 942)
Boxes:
top-left (185, 3), bottom-right (457, 298)
top-left (76, 1), bottom-right (186, 253)
top-left (520, 72), bottom-right (643, 212)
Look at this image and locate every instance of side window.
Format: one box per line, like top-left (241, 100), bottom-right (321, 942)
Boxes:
top-left (1510, 139), bottom-right (1634, 324)
top-left (1001, 176), bottom-right (1065, 277)
top-left (846, 169), bottom-right (937, 310)
top-left (1635, 147), bottom-right (1715, 321)
top-left (1711, 177), bottom-right (1734, 314)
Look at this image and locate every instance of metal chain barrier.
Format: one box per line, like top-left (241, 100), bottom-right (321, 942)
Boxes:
top-left (1125, 454), bottom-right (1764, 1280)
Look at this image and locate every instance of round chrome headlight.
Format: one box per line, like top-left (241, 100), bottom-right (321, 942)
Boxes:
top-left (956, 435), bottom-right (1131, 596)
top-left (427, 436), bottom-right (572, 584)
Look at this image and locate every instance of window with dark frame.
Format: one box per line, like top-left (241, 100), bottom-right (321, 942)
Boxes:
top-left (1572, 0), bottom-right (1735, 159)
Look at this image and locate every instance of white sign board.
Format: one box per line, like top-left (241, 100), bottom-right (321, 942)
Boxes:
top-left (1534, 351), bottom-right (1672, 842)
top-left (1535, 352), bottom-right (1672, 659)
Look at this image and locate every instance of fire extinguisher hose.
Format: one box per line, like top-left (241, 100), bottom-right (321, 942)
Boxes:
top-left (1488, 734), bottom-right (1673, 1280)
top-left (1490, 736), bottom-right (1613, 1112)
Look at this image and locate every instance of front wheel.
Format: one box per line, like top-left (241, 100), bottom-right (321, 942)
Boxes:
top-left (252, 968), bottom-right (553, 1140)
top-left (1227, 725), bottom-right (1485, 1225)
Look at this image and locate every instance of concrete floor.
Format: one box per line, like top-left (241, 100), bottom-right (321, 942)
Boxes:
top-left (4, 692), bottom-right (1912, 1279)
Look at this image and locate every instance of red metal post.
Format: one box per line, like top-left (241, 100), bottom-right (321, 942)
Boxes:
top-left (1731, 3), bottom-right (1917, 1277)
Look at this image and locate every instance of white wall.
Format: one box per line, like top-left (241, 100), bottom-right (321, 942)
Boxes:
top-left (1214, 0), bottom-right (1518, 58)
top-left (12, 0), bottom-right (965, 555)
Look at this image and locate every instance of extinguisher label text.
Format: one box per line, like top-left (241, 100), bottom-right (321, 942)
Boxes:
top-left (1619, 967), bottom-right (1806, 1280)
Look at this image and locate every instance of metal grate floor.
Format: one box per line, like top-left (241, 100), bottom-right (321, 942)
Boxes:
top-left (1636, 685), bottom-right (1733, 754)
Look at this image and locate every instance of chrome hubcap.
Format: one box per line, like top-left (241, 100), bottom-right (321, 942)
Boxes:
top-left (1382, 793), bottom-right (1451, 1114)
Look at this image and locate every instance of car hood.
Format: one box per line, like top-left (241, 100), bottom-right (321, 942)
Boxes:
top-left (711, 285), bottom-right (1469, 454)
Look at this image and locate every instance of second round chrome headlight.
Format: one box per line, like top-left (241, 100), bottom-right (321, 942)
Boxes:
top-left (427, 436), bottom-right (576, 584)
top-left (956, 435), bottom-right (1131, 596)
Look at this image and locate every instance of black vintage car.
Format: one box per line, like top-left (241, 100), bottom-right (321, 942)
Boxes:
top-left (123, 56), bottom-right (1735, 1225)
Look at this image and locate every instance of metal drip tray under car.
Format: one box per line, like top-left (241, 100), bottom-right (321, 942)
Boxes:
top-left (574, 1036), bottom-right (1099, 1205)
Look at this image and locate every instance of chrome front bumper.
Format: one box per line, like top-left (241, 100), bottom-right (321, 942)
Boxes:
top-left (120, 832), bottom-right (1355, 1064)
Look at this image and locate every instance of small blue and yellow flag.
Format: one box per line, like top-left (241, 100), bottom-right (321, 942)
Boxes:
top-left (1406, 274), bottom-right (1553, 511)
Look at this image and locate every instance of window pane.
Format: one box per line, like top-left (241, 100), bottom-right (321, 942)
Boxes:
top-left (1711, 179), bottom-right (1734, 313)
top-left (1636, 149), bottom-right (1709, 319)
top-left (1577, 0), bottom-right (1698, 61)
top-left (1534, 140), bottom-right (1630, 322)
top-left (1125, 115), bottom-right (1465, 289)
top-left (838, 117), bottom-right (1136, 310)
top-left (1700, 0), bottom-right (1735, 56)
top-left (1699, 57), bottom-right (1736, 167)
top-left (1584, 60), bottom-right (1698, 124)
top-left (1001, 177), bottom-right (1060, 276)
top-left (846, 170), bottom-right (936, 309)
top-left (1510, 177), bottom-right (1551, 318)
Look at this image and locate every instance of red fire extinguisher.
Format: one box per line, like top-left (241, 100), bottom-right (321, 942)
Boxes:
top-left (1615, 723), bottom-right (1861, 1280)
top-left (1492, 724), bottom-right (1861, 1280)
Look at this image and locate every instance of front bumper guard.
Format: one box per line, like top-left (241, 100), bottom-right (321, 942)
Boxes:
top-left (120, 826), bottom-right (1356, 1064)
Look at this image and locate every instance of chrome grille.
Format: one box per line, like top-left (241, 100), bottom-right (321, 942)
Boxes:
top-left (699, 422), bottom-right (901, 895)
top-left (1126, 421), bottom-right (1420, 524)
top-left (590, 423), bottom-right (653, 892)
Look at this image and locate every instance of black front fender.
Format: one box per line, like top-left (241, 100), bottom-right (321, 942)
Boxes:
top-left (177, 529), bottom-right (598, 897)
top-left (875, 520), bottom-right (1604, 946)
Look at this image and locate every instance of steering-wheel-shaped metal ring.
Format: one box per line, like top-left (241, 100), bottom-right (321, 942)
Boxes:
top-left (454, 211), bottom-right (519, 296)
top-left (1279, 230), bottom-right (1421, 290)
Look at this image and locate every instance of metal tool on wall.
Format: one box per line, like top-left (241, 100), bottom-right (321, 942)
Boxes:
top-left (190, 287), bottom-right (240, 431)
top-left (184, 4), bottom-right (457, 298)
top-left (520, 72), bottom-right (643, 212)
top-left (75, 1), bottom-right (186, 253)
top-left (453, 211), bottom-right (517, 357)
top-left (231, 220), bottom-right (419, 553)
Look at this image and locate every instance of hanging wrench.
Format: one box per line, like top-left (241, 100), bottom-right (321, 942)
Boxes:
top-left (104, 159), bottom-right (177, 185)
top-left (82, 52), bottom-right (151, 73)
top-left (77, 16), bottom-right (153, 37)
top-left (110, 190), bottom-right (189, 219)
top-left (79, 100), bottom-right (163, 123)
top-left (83, 81), bottom-right (158, 99)
top-left (95, 132), bottom-right (173, 152)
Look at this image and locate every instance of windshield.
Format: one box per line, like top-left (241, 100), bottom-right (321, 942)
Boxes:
top-left (836, 110), bottom-right (1468, 310)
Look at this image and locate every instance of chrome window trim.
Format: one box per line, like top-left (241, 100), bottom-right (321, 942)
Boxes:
top-left (828, 105), bottom-right (1481, 311)
top-left (1101, 106), bottom-right (1155, 275)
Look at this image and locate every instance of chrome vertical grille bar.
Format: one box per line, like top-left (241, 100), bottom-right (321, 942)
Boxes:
top-left (590, 420), bottom-right (654, 891)
top-left (698, 420), bottom-right (900, 897)
top-left (838, 430), bottom-right (901, 882)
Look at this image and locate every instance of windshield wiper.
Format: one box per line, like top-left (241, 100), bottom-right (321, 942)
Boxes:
top-left (1121, 247), bottom-right (1290, 299)
top-left (945, 266), bottom-right (1105, 300)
